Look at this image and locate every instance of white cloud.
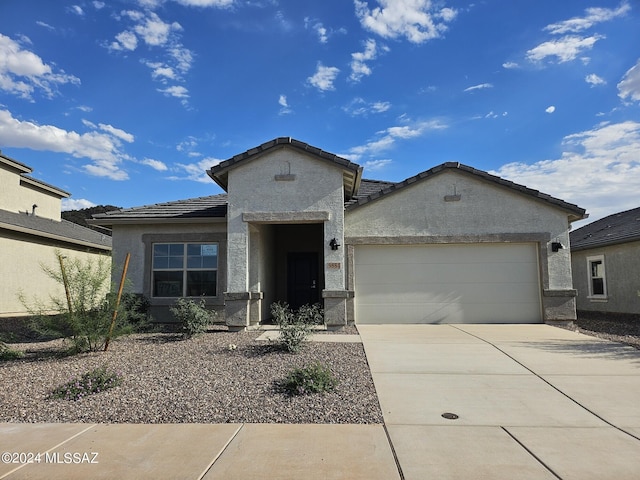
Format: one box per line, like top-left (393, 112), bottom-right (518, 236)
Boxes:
top-left (174, 0), bottom-right (234, 6)
top-left (134, 12), bottom-right (182, 47)
top-left (36, 21), bottom-right (55, 31)
top-left (585, 73), bottom-right (606, 87)
top-left (158, 85), bottom-right (189, 99)
top-left (492, 121), bottom-right (640, 223)
top-left (307, 63), bottom-right (340, 92)
top-left (140, 158), bottom-right (168, 171)
top-left (278, 94), bottom-right (292, 115)
top-left (304, 18), bottom-right (328, 43)
top-left (502, 62), bottom-right (519, 69)
top-left (526, 34), bottom-right (603, 63)
top-left (354, 0), bottom-right (457, 44)
top-left (348, 119), bottom-right (446, 159)
top-left (62, 198), bottom-right (97, 211)
top-left (93, 1), bottom-right (106, 9)
top-left (343, 97), bottom-right (390, 116)
top-left (363, 159), bottom-right (392, 171)
top-left (350, 38), bottom-right (385, 82)
top-left (618, 59), bottom-right (640, 102)
top-left (68, 5), bottom-right (84, 16)
top-left (145, 61), bottom-right (176, 80)
top-left (0, 109), bottom-right (130, 180)
top-left (98, 123), bottom-right (134, 143)
top-left (545, 106), bottom-right (556, 114)
top-left (172, 157), bottom-right (222, 183)
top-left (464, 83), bottom-right (493, 92)
top-left (543, 2), bottom-right (631, 35)
top-left (111, 31), bottom-right (138, 51)
top-left (0, 34), bottom-right (80, 100)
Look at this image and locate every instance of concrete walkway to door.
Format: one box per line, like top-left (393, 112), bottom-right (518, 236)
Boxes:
top-left (358, 324), bottom-right (640, 480)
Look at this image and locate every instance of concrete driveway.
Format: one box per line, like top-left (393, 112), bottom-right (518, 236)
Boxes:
top-left (358, 324), bottom-right (640, 480)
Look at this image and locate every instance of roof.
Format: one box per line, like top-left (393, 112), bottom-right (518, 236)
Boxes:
top-left (0, 209), bottom-right (112, 251)
top-left (570, 206), bottom-right (640, 251)
top-left (346, 162), bottom-right (587, 221)
top-left (207, 137), bottom-right (363, 200)
top-left (0, 151), bottom-right (32, 174)
top-left (90, 194), bottom-right (228, 225)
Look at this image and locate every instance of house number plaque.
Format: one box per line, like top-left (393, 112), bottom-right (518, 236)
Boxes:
top-left (327, 262), bottom-right (341, 270)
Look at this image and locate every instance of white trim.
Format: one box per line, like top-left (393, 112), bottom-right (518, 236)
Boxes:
top-left (586, 254), bottom-right (608, 301)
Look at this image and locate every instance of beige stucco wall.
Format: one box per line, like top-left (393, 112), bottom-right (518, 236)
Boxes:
top-left (0, 166), bottom-right (63, 221)
top-left (571, 241), bottom-right (640, 315)
top-left (345, 170), bottom-right (577, 321)
top-left (226, 148), bottom-right (346, 291)
top-left (110, 221), bottom-right (227, 322)
top-left (0, 234), bottom-right (110, 317)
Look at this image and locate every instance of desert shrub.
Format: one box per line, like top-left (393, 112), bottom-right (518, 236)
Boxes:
top-left (19, 253), bottom-right (136, 353)
top-left (170, 297), bottom-right (215, 338)
top-left (281, 362), bottom-right (338, 395)
top-left (270, 302), bottom-right (324, 353)
top-left (49, 366), bottom-right (122, 401)
top-left (0, 342), bottom-right (24, 360)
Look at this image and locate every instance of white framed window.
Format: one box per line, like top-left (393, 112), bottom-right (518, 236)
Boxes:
top-left (586, 255), bottom-right (607, 300)
top-left (152, 243), bottom-right (218, 297)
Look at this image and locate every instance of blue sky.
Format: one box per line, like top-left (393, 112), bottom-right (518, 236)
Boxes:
top-left (1, 0), bottom-right (639, 226)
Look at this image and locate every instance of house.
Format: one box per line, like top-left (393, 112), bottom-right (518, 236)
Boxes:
top-left (0, 151), bottom-right (112, 318)
top-left (92, 137), bottom-right (586, 328)
top-left (570, 207), bottom-right (640, 318)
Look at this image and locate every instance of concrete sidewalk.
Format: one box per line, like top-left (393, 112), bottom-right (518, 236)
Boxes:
top-left (358, 324), bottom-right (640, 480)
top-left (2, 324), bottom-right (640, 479)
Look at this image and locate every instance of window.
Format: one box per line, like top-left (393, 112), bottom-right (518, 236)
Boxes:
top-left (152, 243), bottom-right (218, 297)
top-left (587, 255), bottom-right (607, 299)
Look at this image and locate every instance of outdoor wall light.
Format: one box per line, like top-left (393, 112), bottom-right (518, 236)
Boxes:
top-left (329, 238), bottom-right (340, 250)
top-left (551, 242), bottom-right (564, 252)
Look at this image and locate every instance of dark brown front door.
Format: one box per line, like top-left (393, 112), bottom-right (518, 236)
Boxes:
top-left (287, 252), bottom-right (319, 310)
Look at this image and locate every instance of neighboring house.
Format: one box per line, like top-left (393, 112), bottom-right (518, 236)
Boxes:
top-left (570, 207), bottom-right (640, 317)
top-left (0, 152), bottom-right (112, 318)
top-left (92, 137), bottom-right (586, 327)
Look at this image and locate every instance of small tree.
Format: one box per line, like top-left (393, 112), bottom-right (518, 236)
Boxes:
top-left (19, 252), bottom-right (137, 353)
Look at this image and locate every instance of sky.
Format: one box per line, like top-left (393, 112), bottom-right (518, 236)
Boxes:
top-left (0, 0), bottom-right (639, 227)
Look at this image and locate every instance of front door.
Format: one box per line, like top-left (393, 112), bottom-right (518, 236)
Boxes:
top-left (287, 252), bottom-right (319, 310)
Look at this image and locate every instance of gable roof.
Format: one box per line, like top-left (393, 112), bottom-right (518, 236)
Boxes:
top-left (207, 137), bottom-right (363, 200)
top-left (0, 209), bottom-right (111, 251)
top-left (90, 194), bottom-right (228, 225)
top-left (570, 206), bottom-right (640, 251)
top-left (346, 162), bottom-right (586, 221)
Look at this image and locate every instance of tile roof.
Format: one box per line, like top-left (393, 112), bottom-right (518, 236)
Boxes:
top-left (90, 194), bottom-right (228, 224)
top-left (91, 181), bottom-right (393, 224)
top-left (346, 162), bottom-right (587, 220)
top-left (570, 206), bottom-right (640, 251)
top-left (0, 209), bottom-right (112, 250)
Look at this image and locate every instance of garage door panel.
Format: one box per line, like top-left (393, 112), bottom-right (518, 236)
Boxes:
top-left (354, 244), bottom-right (541, 324)
top-left (355, 261), bottom-right (538, 285)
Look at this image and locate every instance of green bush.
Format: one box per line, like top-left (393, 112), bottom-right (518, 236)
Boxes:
top-left (170, 297), bottom-right (215, 338)
top-left (282, 363), bottom-right (338, 395)
top-left (0, 342), bottom-right (24, 360)
top-left (270, 302), bottom-right (324, 353)
top-left (49, 366), bottom-right (122, 401)
top-left (18, 253), bottom-right (138, 353)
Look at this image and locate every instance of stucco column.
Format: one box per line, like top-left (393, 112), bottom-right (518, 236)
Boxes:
top-left (225, 216), bottom-right (251, 329)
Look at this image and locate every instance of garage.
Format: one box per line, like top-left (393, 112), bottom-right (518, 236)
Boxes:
top-left (354, 243), bottom-right (542, 324)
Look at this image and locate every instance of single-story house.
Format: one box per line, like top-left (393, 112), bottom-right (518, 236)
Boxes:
top-left (92, 137), bottom-right (586, 328)
top-left (0, 151), bottom-right (112, 318)
top-left (570, 206), bottom-right (640, 317)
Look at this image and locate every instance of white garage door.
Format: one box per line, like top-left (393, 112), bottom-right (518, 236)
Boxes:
top-left (354, 244), bottom-right (541, 324)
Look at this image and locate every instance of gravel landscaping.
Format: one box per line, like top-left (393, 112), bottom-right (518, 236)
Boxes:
top-left (2, 315), bottom-right (638, 425)
top-left (0, 326), bottom-right (383, 424)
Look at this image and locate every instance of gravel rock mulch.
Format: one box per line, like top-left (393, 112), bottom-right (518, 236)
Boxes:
top-left (564, 315), bottom-right (640, 350)
top-left (0, 327), bottom-right (383, 424)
